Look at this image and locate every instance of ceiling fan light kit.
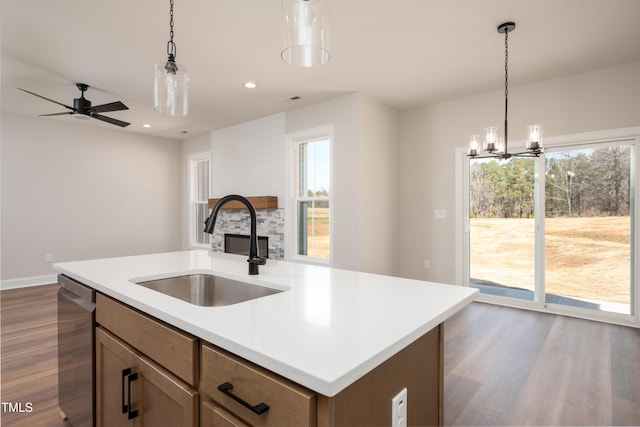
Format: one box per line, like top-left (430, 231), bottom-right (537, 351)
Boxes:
top-left (281, 0), bottom-right (331, 67)
top-left (467, 22), bottom-right (543, 160)
top-left (154, 0), bottom-right (189, 117)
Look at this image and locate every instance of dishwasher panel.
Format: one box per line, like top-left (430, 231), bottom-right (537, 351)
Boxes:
top-left (58, 274), bottom-right (96, 427)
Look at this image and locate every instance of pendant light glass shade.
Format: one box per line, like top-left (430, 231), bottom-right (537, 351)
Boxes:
top-left (154, 0), bottom-right (188, 117)
top-left (484, 127), bottom-right (499, 152)
top-left (154, 59), bottom-right (189, 117)
top-left (281, 0), bottom-right (330, 67)
top-left (526, 124), bottom-right (543, 150)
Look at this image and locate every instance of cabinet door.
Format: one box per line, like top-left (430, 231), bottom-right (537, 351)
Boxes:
top-left (134, 354), bottom-right (198, 427)
top-left (96, 327), bottom-right (137, 427)
top-left (97, 327), bottom-right (199, 427)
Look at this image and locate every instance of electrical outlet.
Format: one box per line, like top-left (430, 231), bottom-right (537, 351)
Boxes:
top-left (391, 387), bottom-right (407, 427)
top-left (45, 253), bottom-right (53, 263)
top-left (434, 209), bottom-right (447, 219)
top-left (423, 259), bottom-right (430, 269)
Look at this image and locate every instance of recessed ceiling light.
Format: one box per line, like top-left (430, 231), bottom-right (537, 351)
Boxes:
top-left (243, 81), bottom-right (257, 89)
top-left (142, 124), bottom-right (151, 128)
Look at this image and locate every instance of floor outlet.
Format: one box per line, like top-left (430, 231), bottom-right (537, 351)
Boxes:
top-left (391, 387), bottom-right (407, 427)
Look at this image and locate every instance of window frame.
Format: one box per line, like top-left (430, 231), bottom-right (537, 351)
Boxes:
top-left (188, 151), bottom-right (211, 249)
top-left (286, 125), bottom-right (334, 265)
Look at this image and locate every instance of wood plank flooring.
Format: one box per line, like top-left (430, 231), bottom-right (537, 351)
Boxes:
top-left (1, 284), bottom-right (70, 427)
top-left (444, 302), bottom-right (640, 426)
top-left (1, 285), bottom-right (639, 426)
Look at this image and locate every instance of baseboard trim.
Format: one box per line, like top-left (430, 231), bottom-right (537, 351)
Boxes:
top-left (1, 274), bottom-right (58, 291)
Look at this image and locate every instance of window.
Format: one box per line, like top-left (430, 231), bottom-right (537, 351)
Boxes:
top-left (289, 128), bottom-right (332, 262)
top-left (188, 152), bottom-right (211, 248)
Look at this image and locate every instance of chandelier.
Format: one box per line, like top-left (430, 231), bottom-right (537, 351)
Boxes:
top-left (154, 0), bottom-right (189, 117)
top-left (468, 22), bottom-right (543, 159)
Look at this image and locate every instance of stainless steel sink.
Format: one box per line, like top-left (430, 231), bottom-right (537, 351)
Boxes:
top-left (133, 274), bottom-right (283, 307)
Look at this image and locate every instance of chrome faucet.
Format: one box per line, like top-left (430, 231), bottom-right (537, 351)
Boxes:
top-left (204, 194), bottom-right (267, 275)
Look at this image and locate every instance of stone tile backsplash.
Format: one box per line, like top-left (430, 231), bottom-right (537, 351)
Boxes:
top-left (209, 209), bottom-right (284, 260)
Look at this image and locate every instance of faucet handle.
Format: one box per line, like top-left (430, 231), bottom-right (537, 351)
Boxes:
top-left (248, 256), bottom-right (267, 266)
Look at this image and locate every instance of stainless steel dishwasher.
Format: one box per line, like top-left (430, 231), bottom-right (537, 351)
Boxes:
top-left (57, 274), bottom-right (95, 427)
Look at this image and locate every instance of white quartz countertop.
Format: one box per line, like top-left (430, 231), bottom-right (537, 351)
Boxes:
top-left (54, 250), bottom-right (477, 397)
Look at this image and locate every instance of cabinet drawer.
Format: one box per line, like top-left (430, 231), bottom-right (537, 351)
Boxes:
top-left (201, 343), bottom-right (316, 427)
top-left (201, 399), bottom-right (248, 427)
top-left (96, 293), bottom-right (198, 386)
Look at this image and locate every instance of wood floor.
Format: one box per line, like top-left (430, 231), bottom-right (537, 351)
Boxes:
top-left (1, 285), bottom-right (70, 427)
top-left (444, 302), bottom-right (640, 426)
top-left (1, 284), bottom-right (639, 426)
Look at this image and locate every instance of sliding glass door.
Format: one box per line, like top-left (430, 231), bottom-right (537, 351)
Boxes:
top-left (469, 157), bottom-right (536, 301)
top-left (466, 135), bottom-right (636, 319)
top-left (544, 144), bottom-right (632, 314)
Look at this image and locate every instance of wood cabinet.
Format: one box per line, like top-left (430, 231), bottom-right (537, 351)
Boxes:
top-left (317, 324), bottom-right (443, 427)
top-left (200, 325), bottom-right (442, 427)
top-left (200, 343), bottom-right (317, 426)
top-left (95, 292), bottom-right (443, 427)
top-left (95, 295), bottom-right (199, 427)
top-left (96, 293), bottom-right (198, 385)
top-left (200, 400), bottom-right (248, 427)
top-left (96, 328), bottom-right (198, 426)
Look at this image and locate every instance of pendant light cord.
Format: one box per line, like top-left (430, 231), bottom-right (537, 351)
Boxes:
top-left (167, 0), bottom-right (177, 59)
top-left (504, 27), bottom-right (509, 152)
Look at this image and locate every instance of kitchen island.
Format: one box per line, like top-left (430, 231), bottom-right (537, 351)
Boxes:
top-left (55, 250), bottom-right (477, 426)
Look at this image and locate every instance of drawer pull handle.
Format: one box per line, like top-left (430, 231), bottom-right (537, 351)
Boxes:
top-left (126, 372), bottom-right (139, 420)
top-left (121, 368), bottom-right (131, 414)
top-left (217, 381), bottom-right (270, 415)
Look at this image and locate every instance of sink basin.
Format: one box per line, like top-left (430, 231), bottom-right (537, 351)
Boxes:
top-left (133, 274), bottom-right (283, 307)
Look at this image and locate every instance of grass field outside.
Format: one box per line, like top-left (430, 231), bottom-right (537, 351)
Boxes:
top-left (305, 207), bottom-right (330, 259)
top-left (305, 208), bottom-right (631, 307)
top-left (470, 216), bottom-right (631, 305)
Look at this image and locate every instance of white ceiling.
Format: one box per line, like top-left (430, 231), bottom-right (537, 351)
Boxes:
top-left (2, 0), bottom-right (640, 140)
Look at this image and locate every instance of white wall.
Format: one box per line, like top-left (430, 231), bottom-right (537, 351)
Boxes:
top-left (397, 60), bottom-right (640, 284)
top-left (1, 113), bottom-right (182, 285)
top-left (210, 113), bottom-right (286, 202)
top-left (358, 96), bottom-right (400, 275)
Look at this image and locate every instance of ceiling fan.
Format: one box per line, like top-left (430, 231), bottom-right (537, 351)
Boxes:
top-left (19, 83), bottom-right (130, 127)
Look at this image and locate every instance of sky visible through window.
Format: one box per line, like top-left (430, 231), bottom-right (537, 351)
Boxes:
top-left (305, 139), bottom-right (330, 195)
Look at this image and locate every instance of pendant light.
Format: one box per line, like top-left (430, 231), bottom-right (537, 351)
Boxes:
top-left (467, 22), bottom-right (542, 159)
top-left (281, 0), bottom-right (330, 67)
top-left (154, 0), bottom-right (189, 117)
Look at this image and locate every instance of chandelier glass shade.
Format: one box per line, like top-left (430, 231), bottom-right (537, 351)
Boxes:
top-left (154, 0), bottom-right (189, 117)
top-left (281, 0), bottom-right (330, 67)
top-left (467, 22), bottom-right (542, 159)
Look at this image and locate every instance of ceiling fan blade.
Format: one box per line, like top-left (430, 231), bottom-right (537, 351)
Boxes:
top-left (39, 112), bottom-right (73, 117)
top-left (19, 88), bottom-right (74, 110)
top-left (90, 113), bottom-right (130, 128)
top-left (91, 101), bottom-right (129, 113)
